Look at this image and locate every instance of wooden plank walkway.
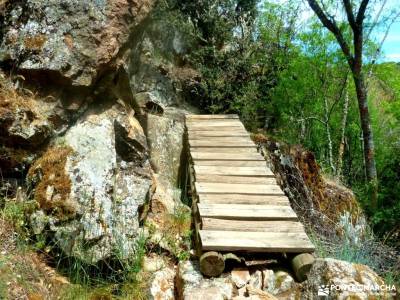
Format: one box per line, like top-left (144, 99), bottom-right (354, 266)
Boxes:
top-left (186, 114), bottom-right (315, 254)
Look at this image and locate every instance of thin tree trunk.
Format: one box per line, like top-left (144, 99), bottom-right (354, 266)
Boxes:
top-left (353, 73), bottom-right (378, 207)
top-left (306, 0), bottom-right (378, 208)
top-left (323, 96), bottom-right (335, 173)
top-left (337, 79), bottom-right (350, 177)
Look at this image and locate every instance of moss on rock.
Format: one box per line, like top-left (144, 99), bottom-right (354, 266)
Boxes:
top-left (28, 146), bottom-right (75, 218)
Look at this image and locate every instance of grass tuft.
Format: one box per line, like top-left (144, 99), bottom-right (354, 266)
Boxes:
top-left (56, 233), bottom-right (151, 299)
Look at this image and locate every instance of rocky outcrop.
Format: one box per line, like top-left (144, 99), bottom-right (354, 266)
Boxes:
top-left (304, 258), bottom-right (396, 299)
top-left (177, 261), bottom-right (235, 300)
top-left (146, 110), bottom-right (186, 187)
top-left (176, 258), bottom-right (394, 300)
top-left (0, 72), bottom-right (71, 176)
top-left (127, 11), bottom-right (193, 108)
top-left (0, 0), bottom-right (154, 87)
top-left (148, 265), bottom-right (176, 300)
top-left (0, 0), bottom-right (202, 276)
top-left (28, 104), bottom-right (152, 263)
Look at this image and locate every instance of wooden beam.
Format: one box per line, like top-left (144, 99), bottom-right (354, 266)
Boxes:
top-left (188, 131), bottom-right (250, 138)
top-left (191, 152), bottom-right (264, 161)
top-left (186, 121), bottom-right (244, 127)
top-left (198, 194), bottom-right (289, 205)
top-left (200, 230), bottom-right (315, 252)
top-left (198, 204), bottom-right (297, 220)
top-left (189, 140), bottom-right (256, 148)
top-left (190, 147), bottom-right (258, 153)
top-left (202, 219), bottom-right (305, 232)
top-left (189, 136), bottom-right (251, 143)
top-left (186, 118), bottom-right (240, 123)
top-left (187, 126), bottom-right (246, 132)
top-left (186, 114), bottom-right (239, 119)
top-left (194, 166), bottom-right (274, 177)
top-left (195, 174), bottom-right (276, 185)
top-left (194, 160), bottom-right (266, 167)
top-left (195, 182), bottom-right (284, 195)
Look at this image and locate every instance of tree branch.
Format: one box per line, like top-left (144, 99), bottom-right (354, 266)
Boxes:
top-left (356, 0), bottom-right (370, 25)
top-left (343, 0), bottom-right (356, 30)
top-left (307, 0), bottom-right (354, 66)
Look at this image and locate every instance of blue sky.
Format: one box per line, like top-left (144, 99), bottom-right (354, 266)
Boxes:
top-left (269, 0), bottom-right (400, 62)
top-left (381, 21), bottom-right (400, 62)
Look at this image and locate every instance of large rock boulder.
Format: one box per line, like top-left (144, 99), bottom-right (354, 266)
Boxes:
top-left (148, 265), bottom-right (176, 300)
top-left (0, 72), bottom-right (73, 176)
top-left (146, 110), bottom-right (186, 187)
top-left (28, 103), bottom-right (152, 263)
top-left (127, 10), bottom-right (192, 108)
top-left (304, 258), bottom-right (396, 299)
top-left (0, 0), bottom-right (154, 86)
top-left (177, 261), bottom-right (235, 300)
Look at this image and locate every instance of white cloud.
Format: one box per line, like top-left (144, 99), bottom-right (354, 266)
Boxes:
top-left (384, 53), bottom-right (400, 61)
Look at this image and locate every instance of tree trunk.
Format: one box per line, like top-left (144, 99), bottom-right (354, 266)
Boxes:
top-left (353, 73), bottom-right (378, 207)
top-left (306, 0), bottom-right (378, 206)
top-left (337, 80), bottom-right (350, 177)
top-left (323, 96), bottom-right (335, 173)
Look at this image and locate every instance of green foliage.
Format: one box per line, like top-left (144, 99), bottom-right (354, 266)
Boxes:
top-left (172, 0), bottom-right (400, 249)
top-left (310, 213), bottom-right (399, 285)
top-left (170, 0), bottom-right (299, 130)
top-left (58, 233), bottom-right (150, 299)
top-left (146, 204), bottom-right (192, 261)
top-left (365, 62), bottom-right (400, 238)
top-left (1, 198), bottom-right (36, 245)
top-left (57, 233), bottom-right (148, 284)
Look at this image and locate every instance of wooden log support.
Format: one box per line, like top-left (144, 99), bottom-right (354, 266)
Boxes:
top-left (199, 251), bottom-right (225, 277)
top-left (291, 253), bottom-right (315, 282)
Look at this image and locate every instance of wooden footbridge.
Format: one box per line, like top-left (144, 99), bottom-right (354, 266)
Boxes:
top-left (185, 114), bottom-right (315, 280)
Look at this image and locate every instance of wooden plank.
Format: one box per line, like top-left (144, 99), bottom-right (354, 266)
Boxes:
top-left (189, 136), bottom-right (252, 143)
top-left (188, 126), bottom-right (246, 132)
top-left (191, 152), bottom-right (264, 161)
top-left (195, 182), bottom-right (284, 195)
top-left (198, 194), bottom-right (289, 205)
top-left (195, 174), bottom-right (276, 185)
top-left (188, 131), bottom-right (250, 137)
top-left (186, 121), bottom-right (244, 127)
top-left (186, 114), bottom-right (239, 120)
top-left (194, 165), bottom-right (274, 177)
top-left (198, 204), bottom-right (297, 220)
top-left (186, 116), bottom-right (239, 121)
top-left (189, 140), bottom-right (255, 148)
top-left (201, 219), bottom-right (305, 232)
top-left (190, 147), bottom-right (257, 153)
top-left (200, 230), bottom-right (315, 252)
top-left (186, 120), bottom-right (243, 125)
top-left (194, 160), bottom-right (266, 167)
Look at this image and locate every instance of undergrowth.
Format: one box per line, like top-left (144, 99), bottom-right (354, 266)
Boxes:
top-left (146, 203), bottom-right (192, 262)
top-left (58, 233), bottom-right (150, 300)
top-left (0, 193), bottom-right (154, 299)
top-left (0, 72), bottom-right (38, 114)
top-left (309, 212), bottom-right (400, 288)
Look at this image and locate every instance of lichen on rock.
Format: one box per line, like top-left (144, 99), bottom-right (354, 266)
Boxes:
top-left (304, 258), bottom-right (394, 299)
top-left (0, 0), bottom-right (155, 86)
top-left (177, 260), bottom-right (235, 300)
top-left (27, 104), bottom-right (153, 263)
